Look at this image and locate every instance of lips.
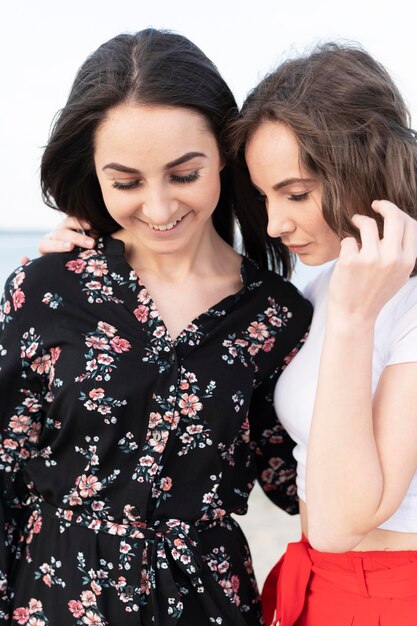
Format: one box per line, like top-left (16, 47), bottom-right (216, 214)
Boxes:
top-left (285, 242), bottom-right (310, 252)
top-left (148, 215), bottom-right (184, 231)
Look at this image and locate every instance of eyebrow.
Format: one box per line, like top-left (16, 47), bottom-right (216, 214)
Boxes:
top-left (102, 151), bottom-right (207, 174)
top-left (273, 177), bottom-right (316, 191)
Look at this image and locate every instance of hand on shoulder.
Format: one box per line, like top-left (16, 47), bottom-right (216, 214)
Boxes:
top-left (20, 217), bottom-right (97, 265)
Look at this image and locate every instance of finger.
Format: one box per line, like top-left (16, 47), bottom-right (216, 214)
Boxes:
top-left (339, 236), bottom-right (359, 261)
top-left (20, 256), bottom-right (31, 266)
top-left (350, 214), bottom-right (380, 255)
top-left (38, 238), bottom-right (75, 255)
top-left (401, 215), bottom-right (417, 266)
top-left (56, 229), bottom-right (96, 248)
top-left (371, 200), bottom-right (405, 250)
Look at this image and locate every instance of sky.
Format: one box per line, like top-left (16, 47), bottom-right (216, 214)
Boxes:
top-left (1, 0), bottom-right (417, 232)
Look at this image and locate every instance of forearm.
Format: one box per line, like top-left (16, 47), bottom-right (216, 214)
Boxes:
top-left (306, 317), bottom-right (383, 551)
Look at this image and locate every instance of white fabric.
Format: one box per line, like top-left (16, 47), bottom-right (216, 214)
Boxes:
top-left (275, 263), bottom-right (417, 532)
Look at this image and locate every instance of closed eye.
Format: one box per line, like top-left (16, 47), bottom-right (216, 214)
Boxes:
top-left (170, 171), bottom-right (200, 184)
top-left (289, 192), bottom-right (309, 202)
top-left (112, 180), bottom-right (140, 191)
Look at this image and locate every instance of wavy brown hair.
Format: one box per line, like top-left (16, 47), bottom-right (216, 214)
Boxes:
top-left (227, 42), bottom-right (417, 274)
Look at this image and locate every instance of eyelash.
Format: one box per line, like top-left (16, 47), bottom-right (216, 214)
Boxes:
top-left (112, 170), bottom-right (201, 191)
top-left (289, 192), bottom-right (309, 202)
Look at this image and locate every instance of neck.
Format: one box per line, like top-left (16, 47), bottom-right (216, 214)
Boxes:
top-left (115, 223), bottom-right (235, 282)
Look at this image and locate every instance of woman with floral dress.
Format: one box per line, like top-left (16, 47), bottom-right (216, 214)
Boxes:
top-left (0, 29), bottom-right (312, 626)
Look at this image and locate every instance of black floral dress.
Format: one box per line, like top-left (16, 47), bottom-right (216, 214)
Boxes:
top-left (0, 236), bottom-right (312, 626)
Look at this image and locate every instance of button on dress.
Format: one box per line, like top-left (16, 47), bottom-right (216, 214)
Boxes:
top-left (0, 236), bottom-right (312, 625)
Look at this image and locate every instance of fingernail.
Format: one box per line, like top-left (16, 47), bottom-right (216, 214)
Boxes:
top-left (84, 237), bottom-right (95, 247)
top-left (64, 241), bottom-right (72, 250)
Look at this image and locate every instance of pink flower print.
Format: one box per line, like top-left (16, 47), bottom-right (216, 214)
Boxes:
top-left (187, 424), bottom-right (203, 435)
top-left (28, 422), bottom-right (42, 444)
top-left (134, 305), bottom-right (149, 323)
top-left (42, 573), bottom-right (52, 588)
top-left (248, 344), bottom-right (261, 356)
top-left (68, 600), bottom-right (85, 618)
top-left (108, 522), bottom-right (126, 536)
top-left (3, 438), bottom-right (18, 449)
top-left (269, 457), bottom-right (284, 471)
top-left (13, 271), bottom-right (25, 288)
top-left (185, 372), bottom-right (197, 383)
top-left (80, 590), bottom-right (96, 607)
top-left (78, 474), bottom-right (103, 498)
top-left (138, 288), bottom-right (151, 304)
top-left (28, 599), bottom-right (43, 614)
top-left (153, 326), bottom-right (165, 339)
top-left (91, 501), bottom-right (104, 511)
top-left (110, 336), bottom-right (131, 353)
top-left (270, 316), bottom-right (283, 327)
top-left (66, 259), bottom-right (87, 274)
top-left (139, 455), bottom-right (155, 467)
top-left (163, 411), bottom-right (180, 429)
top-left (263, 337), bottom-right (276, 352)
top-left (84, 400), bottom-right (98, 411)
top-left (79, 249), bottom-right (97, 260)
top-left (12, 606), bottom-right (30, 624)
top-left (97, 353), bottom-right (114, 365)
top-left (49, 346), bottom-right (62, 364)
top-left (148, 412), bottom-right (163, 429)
top-left (82, 609), bottom-right (104, 624)
top-left (179, 381), bottom-right (190, 390)
top-left (3, 299), bottom-right (11, 315)
top-left (97, 321), bottom-right (117, 337)
top-left (261, 468), bottom-right (274, 484)
top-left (90, 580), bottom-right (102, 596)
top-left (88, 519), bottom-right (102, 532)
top-left (86, 259), bottom-right (108, 277)
top-left (85, 281), bottom-right (102, 291)
top-left (85, 336), bottom-right (110, 351)
top-left (178, 393), bottom-right (203, 417)
top-left (248, 321), bottom-right (269, 341)
top-left (28, 618), bottom-right (46, 626)
top-left (86, 359), bottom-right (98, 372)
top-left (160, 476), bottom-right (172, 491)
top-left (10, 414), bottom-right (31, 433)
top-left (12, 288), bottom-right (25, 310)
top-left (147, 430), bottom-right (168, 453)
top-left (89, 388), bottom-right (105, 400)
top-left (26, 341), bottom-right (39, 359)
top-left (31, 354), bottom-right (52, 375)
top-left (218, 560), bottom-right (229, 574)
top-left (69, 492), bottom-right (83, 506)
top-left (231, 574), bottom-right (240, 593)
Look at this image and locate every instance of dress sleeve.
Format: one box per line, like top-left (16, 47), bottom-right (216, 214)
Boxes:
top-left (248, 290), bottom-right (312, 516)
top-left (248, 365), bottom-right (299, 514)
top-left (0, 276), bottom-right (46, 621)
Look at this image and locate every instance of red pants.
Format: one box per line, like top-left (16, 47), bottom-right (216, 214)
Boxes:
top-left (262, 535), bottom-right (417, 626)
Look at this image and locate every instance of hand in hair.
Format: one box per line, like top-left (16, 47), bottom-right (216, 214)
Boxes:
top-left (328, 200), bottom-right (417, 326)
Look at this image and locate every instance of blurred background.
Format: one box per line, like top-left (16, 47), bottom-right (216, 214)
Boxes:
top-left (1, 0), bottom-right (416, 588)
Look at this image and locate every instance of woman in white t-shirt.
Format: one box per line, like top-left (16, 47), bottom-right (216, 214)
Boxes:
top-left (32, 43), bottom-right (417, 625)
top-left (229, 43), bottom-right (417, 626)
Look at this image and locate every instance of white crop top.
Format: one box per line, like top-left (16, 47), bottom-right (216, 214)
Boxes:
top-left (275, 263), bottom-right (417, 532)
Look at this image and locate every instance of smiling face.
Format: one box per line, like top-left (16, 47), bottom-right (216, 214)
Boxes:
top-left (245, 121), bottom-right (341, 266)
top-left (94, 103), bottom-right (224, 256)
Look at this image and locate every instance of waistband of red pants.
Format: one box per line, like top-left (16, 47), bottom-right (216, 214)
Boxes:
top-left (261, 535), bottom-right (417, 626)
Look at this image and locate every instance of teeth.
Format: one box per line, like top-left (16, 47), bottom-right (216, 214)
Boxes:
top-left (149, 216), bottom-right (183, 231)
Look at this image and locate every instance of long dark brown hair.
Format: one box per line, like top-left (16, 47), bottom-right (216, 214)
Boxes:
top-left (41, 28), bottom-right (291, 275)
top-left (227, 42), bottom-right (417, 274)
